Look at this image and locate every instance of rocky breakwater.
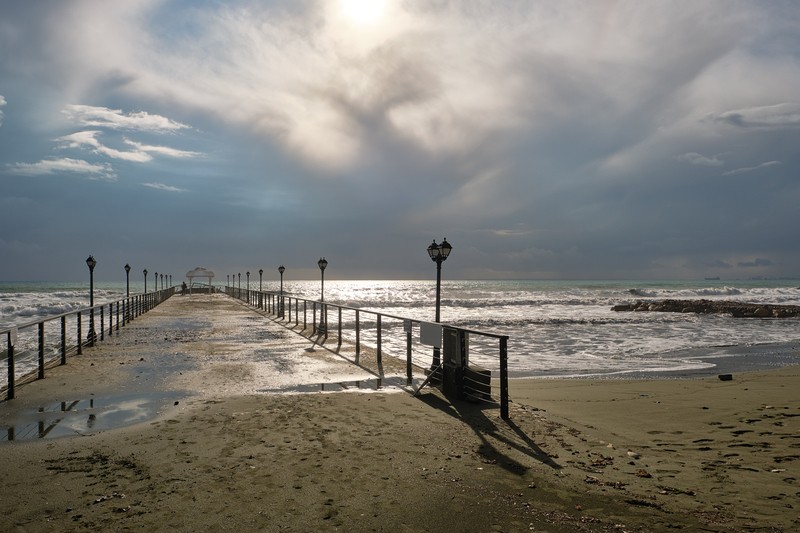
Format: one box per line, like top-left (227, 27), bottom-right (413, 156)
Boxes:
top-left (611, 299), bottom-right (800, 318)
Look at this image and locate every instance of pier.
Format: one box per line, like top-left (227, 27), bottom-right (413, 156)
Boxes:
top-left (2, 288), bottom-right (510, 427)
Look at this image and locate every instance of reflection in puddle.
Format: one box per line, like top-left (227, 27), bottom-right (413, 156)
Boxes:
top-left (258, 376), bottom-right (420, 394)
top-left (1, 392), bottom-right (184, 442)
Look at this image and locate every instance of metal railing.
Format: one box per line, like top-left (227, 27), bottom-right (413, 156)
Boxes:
top-left (225, 286), bottom-right (510, 419)
top-left (1, 287), bottom-right (175, 400)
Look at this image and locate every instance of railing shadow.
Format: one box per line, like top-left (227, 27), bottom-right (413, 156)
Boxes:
top-left (415, 392), bottom-right (562, 475)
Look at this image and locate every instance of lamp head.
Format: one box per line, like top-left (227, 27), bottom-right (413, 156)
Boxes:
top-left (318, 257), bottom-right (328, 271)
top-left (86, 255), bottom-right (97, 271)
top-left (439, 238), bottom-right (452, 261)
top-left (124, 263), bottom-right (131, 273)
top-left (259, 269), bottom-right (263, 276)
top-left (427, 240), bottom-right (440, 261)
top-left (279, 265), bottom-right (285, 275)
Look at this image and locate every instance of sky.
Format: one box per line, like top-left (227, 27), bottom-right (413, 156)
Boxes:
top-left (1, 0), bottom-right (799, 282)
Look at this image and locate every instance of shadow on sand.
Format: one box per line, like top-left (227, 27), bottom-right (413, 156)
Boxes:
top-left (414, 391), bottom-right (562, 475)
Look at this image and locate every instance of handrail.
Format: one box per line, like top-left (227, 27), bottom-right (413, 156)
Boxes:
top-left (2, 287), bottom-right (176, 400)
top-left (224, 285), bottom-right (511, 419)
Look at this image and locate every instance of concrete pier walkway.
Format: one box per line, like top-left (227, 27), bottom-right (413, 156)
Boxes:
top-left (0, 293), bottom-right (407, 439)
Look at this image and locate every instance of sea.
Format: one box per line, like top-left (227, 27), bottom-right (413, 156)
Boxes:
top-left (2, 279), bottom-right (799, 380)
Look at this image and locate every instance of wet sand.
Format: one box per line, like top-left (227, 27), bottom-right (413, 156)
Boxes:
top-left (1, 294), bottom-right (798, 532)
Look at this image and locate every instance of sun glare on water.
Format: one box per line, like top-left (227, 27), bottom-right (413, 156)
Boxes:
top-left (339, 0), bottom-right (389, 26)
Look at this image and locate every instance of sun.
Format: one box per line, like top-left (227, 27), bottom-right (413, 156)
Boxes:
top-left (339, 0), bottom-right (389, 26)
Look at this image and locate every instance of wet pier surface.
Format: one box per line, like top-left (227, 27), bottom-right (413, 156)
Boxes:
top-left (1, 293), bottom-right (409, 441)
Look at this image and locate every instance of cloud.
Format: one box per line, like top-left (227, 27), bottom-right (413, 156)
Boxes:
top-left (703, 259), bottom-right (733, 269)
top-left (7, 157), bottom-right (116, 180)
top-left (62, 104), bottom-right (190, 132)
top-left (58, 130), bottom-right (153, 162)
top-left (142, 182), bottom-right (185, 192)
top-left (677, 152), bottom-right (724, 167)
top-left (2, 1), bottom-right (800, 280)
top-left (55, 130), bottom-right (201, 162)
top-left (737, 257), bottom-right (773, 268)
top-left (722, 160), bottom-right (781, 176)
top-left (123, 139), bottom-right (201, 158)
top-left (0, 94), bottom-right (5, 126)
top-left (710, 103), bottom-right (800, 129)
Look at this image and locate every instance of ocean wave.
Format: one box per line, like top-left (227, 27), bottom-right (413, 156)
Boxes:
top-left (693, 287), bottom-right (743, 296)
top-left (629, 288), bottom-right (658, 297)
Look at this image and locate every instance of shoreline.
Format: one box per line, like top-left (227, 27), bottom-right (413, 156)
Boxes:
top-left (511, 339), bottom-right (800, 380)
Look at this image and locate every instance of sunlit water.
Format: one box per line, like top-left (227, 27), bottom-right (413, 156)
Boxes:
top-left (2, 279), bottom-right (799, 379)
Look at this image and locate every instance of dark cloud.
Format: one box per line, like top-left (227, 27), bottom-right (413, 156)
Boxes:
top-left (738, 258), bottom-right (774, 268)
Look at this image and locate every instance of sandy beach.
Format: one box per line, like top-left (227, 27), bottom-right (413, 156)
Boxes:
top-left (1, 294), bottom-right (798, 532)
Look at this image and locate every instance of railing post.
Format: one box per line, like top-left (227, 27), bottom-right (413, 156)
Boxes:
top-left (500, 336), bottom-right (509, 420)
top-left (355, 310), bottom-right (360, 364)
top-left (100, 305), bottom-right (104, 341)
top-left (376, 314), bottom-right (382, 369)
top-left (295, 299), bottom-right (299, 326)
top-left (406, 325), bottom-right (412, 385)
top-left (313, 302), bottom-right (317, 335)
top-left (303, 301), bottom-right (307, 330)
top-left (7, 332), bottom-right (15, 400)
top-left (337, 307), bottom-right (342, 346)
top-left (61, 315), bottom-right (67, 365)
top-left (109, 303), bottom-right (113, 336)
top-left (38, 322), bottom-right (45, 379)
top-left (77, 312), bottom-right (82, 355)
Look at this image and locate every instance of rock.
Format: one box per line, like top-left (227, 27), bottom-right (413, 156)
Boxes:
top-left (611, 299), bottom-right (800, 318)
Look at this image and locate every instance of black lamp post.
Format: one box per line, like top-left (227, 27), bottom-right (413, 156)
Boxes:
top-left (86, 255), bottom-right (97, 345)
top-left (124, 263), bottom-right (131, 322)
top-left (259, 269), bottom-right (263, 291)
top-left (154, 271), bottom-right (158, 292)
top-left (227, 274), bottom-right (230, 287)
top-left (246, 271), bottom-right (250, 291)
top-left (317, 258), bottom-right (327, 332)
top-left (160, 274), bottom-right (164, 290)
top-left (427, 238), bottom-right (452, 369)
top-left (238, 273), bottom-right (241, 292)
top-left (143, 269), bottom-right (148, 293)
top-left (278, 265), bottom-right (285, 318)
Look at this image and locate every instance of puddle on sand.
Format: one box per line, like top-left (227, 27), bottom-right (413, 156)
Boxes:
top-left (1, 392), bottom-right (185, 442)
top-left (257, 376), bottom-right (420, 394)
